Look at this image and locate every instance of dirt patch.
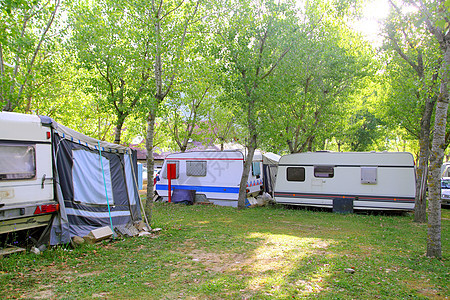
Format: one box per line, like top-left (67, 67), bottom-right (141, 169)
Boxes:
top-left (417, 288), bottom-right (447, 300)
top-left (188, 249), bottom-right (250, 273)
top-left (92, 292), bottom-right (111, 298)
top-left (22, 284), bottom-right (54, 299)
top-left (78, 270), bottom-right (103, 277)
top-left (310, 240), bottom-right (330, 249)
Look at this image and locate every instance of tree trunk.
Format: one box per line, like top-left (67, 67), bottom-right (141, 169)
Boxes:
top-left (238, 93), bottom-right (258, 209)
top-left (237, 134), bottom-right (257, 209)
top-left (426, 46), bottom-right (449, 258)
top-left (114, 112), bottom-right (126, 144)
top-left (414, 97), bottom-right (434, 223)
top-left (145, 111), bottom-right (157, 222)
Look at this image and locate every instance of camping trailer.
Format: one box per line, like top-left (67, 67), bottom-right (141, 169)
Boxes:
top-left (155, 151), bottom-right (263, 207)
top-left (274, 151), bottom-right (416, 211)
top-left (0, 112), bottom-right (56, 235)
top-left (0, 112), bottom-right (142, 245)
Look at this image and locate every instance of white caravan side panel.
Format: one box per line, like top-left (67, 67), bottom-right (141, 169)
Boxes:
top-left (274, 152), bottom-right (416, 211)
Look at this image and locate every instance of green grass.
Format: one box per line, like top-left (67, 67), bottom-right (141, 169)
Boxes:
top-left (0, 204), bottom-right (449, 299)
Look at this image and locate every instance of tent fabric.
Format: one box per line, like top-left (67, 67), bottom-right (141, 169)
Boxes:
top-left (40, 115), bottom-right (128, 153)
top-left (172, 189), bottom-right (195, 205)
top-left (46, 118), bottom-right (141, 245)
top-left (262, 153), bottom-right (281, 195)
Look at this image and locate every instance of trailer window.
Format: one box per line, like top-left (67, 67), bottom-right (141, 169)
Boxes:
top-left (162, 160), bottom-right (179, 179)
top-left (314, 165), bottom-right (334, 178)
top-left (252, 162), bottom-right (261, 177)
top-left (287, 167), bottom-right (305, 182)
top-left (0, 144), bottom-right (36, 180)
top-left (186, 161), bottom-right (207, 177)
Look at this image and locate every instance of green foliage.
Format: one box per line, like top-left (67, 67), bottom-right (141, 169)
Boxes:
top-left (1, 0), bottom-right (437, 156)
top-left (1, 0), bottom-right (62, 112)
top-left (67, 0), bottom-right (155, 143)
top-left (257, 7), bottom-right (374, 153)
top-left (376, 0), bottom-right (450, 156)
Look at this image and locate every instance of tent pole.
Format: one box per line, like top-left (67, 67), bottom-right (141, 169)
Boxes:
top-left (98, 142), bottom-right (115, 237)
top-left (128, 152), bottom-right (151, 231)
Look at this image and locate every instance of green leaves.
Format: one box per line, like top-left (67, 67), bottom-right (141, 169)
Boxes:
top-left (0, 0), bottom-right (38, 15)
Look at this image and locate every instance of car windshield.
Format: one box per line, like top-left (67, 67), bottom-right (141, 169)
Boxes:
top-left (441, 179), bottom-right (450, 189)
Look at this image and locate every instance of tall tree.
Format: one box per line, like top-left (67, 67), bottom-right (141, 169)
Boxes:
top-left (68, 0), bottom-right (152, 144)
top-left (161, 54), bottom-right (218, 152)
top-left (414, 0), bottom-right (449, 258)
top-left (212, 0), bottom-right (300, 208)
top-left (262, 18), bottom-right (373, 154)
top-left (382, 0), bottom-right (440, 223)
top-left (128, 0), bottom-right (202, 207)
top-left (1, 0), bottom-right (61, 112)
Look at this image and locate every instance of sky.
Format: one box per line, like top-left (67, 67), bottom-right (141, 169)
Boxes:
top-left (352, 0), bottom-right (391, 46)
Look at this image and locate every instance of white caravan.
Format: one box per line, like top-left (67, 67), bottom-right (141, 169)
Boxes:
top-left (0, 113), bottom-right (57, 235)
top-left (0, 112), bottom-right (142, 245)
top-left (155, 151), bottom-right (263, 207)
top-left (274, 151), bottom-right (416, 211)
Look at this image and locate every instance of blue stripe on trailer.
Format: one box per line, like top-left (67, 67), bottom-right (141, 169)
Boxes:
top-left (156, 184), bottom-right (239, 194)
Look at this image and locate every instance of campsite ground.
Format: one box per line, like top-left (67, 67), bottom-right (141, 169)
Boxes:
top-left (0, 203), bottom-right (449, 299)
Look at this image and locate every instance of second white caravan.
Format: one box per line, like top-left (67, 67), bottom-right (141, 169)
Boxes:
top-left (274, 151), bottom-right (416, 211)
top-left (155, 151), bottom-right (263, 207)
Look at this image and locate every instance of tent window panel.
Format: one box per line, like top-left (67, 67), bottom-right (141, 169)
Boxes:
top-left (72, 149), bottom-right (114, 205)
top-left (124, 154), bottom-right (137, 205)
top-left (0, 144), bottom-right (36, 180)
top-left (287, 167), bottom-right (305, 182)
top-left (162, 160), bottom-right (179, 179)
top-left (314, 165), bottom-right (334, 178)
top-left (186, 161), bottom-right (207, 177)
top-left (252, 162), bottom-right (261, 177)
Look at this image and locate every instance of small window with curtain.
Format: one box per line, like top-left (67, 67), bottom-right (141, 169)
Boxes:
top-left (287, 167), bottom-right (305, 182)
top-left (186, 160), bottom-right (207, 177)
top-left (252, 162), bottom-right (261, 177)
top-left (314, 165), bottom-right (334, 178)
top-left (0, 144), bottom-right (36, 180)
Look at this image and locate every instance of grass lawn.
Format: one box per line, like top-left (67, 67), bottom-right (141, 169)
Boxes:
top-left (0, 203), bottom-right (449, 299)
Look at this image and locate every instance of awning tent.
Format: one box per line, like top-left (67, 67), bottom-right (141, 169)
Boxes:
top-left (39, 116), bottom-right (142, 245)
top-left (262, 152), bottom-right (281, 196)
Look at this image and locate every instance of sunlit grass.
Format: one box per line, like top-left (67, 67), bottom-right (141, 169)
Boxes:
top-left (243, 233), bottom-right (337, 297)
top-left (0, 203), bottom-right (448, 299)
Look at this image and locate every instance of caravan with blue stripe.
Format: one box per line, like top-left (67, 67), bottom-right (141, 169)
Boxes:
top-left (155, 151), bottom-right (264, 207)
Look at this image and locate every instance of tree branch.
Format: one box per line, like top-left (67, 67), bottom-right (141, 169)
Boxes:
top-left (161, 0), bottom-right (185, 20)
top-left (15, 0), bottom-right (61, 108)
top-left (161, 0), bottom-right (200, 99)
